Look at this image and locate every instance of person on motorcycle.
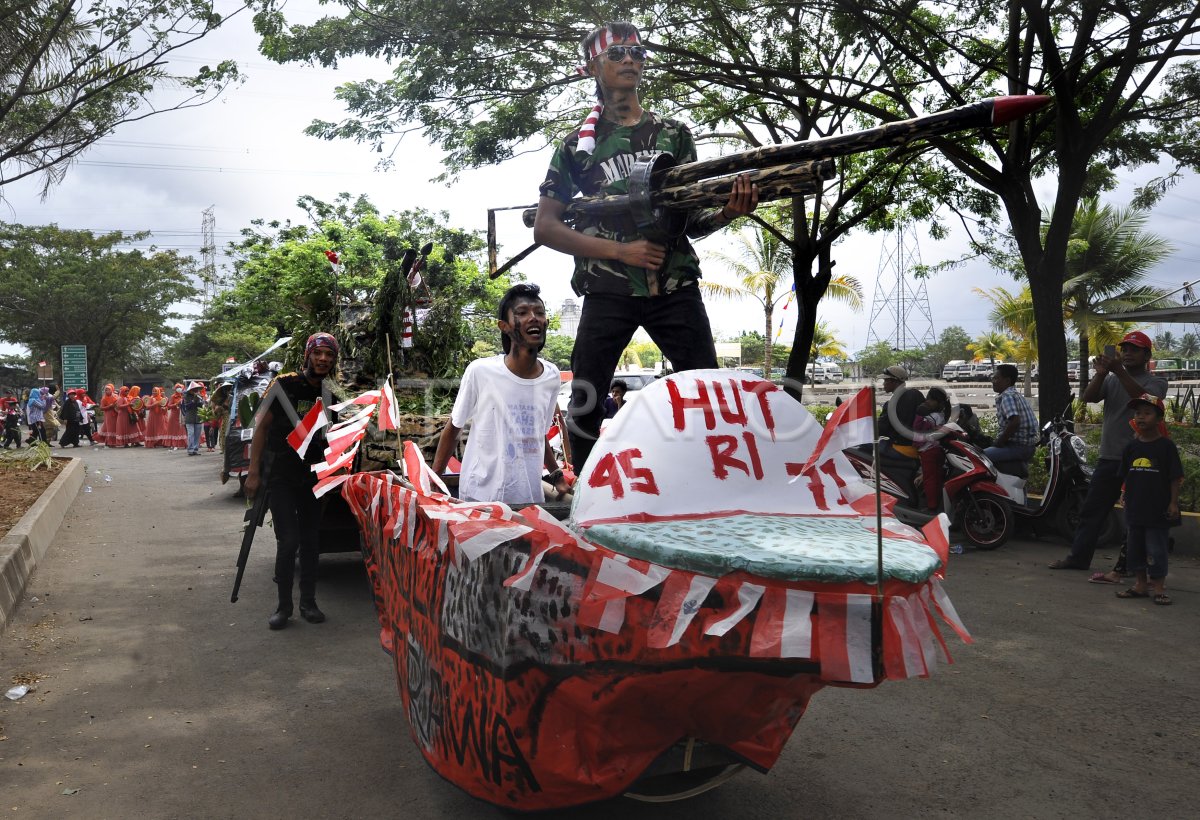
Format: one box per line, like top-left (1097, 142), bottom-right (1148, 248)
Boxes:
top-left (983, 364), bottom-right (1039, 467)
top-left (877, 365), bottom-right (926, 460)
top-left (913, 387), bottom-right (951, 512)
top-left (862, 365), bottom-right (927, 501)
top-left (1048, 331), bottom-right (1168, 573)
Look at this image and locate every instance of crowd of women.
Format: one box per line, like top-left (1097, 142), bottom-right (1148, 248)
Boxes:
top-left (1, 380), bottom-right (227, 453)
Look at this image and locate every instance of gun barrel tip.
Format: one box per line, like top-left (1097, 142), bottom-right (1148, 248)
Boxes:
top-left (991, 94), bottom-right (1052, 125)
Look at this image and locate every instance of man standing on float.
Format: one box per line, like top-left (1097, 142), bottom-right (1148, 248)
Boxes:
top-left (534, 20), bottom-right (759, 470)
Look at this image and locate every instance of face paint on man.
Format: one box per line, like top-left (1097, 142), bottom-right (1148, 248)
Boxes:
top-left (502, 298), bottom-right (549, 353)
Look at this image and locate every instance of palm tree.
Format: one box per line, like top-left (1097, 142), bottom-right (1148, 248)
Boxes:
top-left (975, 285), bottom-right (1037, 395)
top-left (1179, 333), bottom-right (1200, 358)
top-left (705, 220), bottom-right (861, 376)
top-left (1155, 331), bottom-right (1177, 355)
top-left (810, 320), bottom-right (848, 361)
top-left (967, 331), bottom-right (1016, 368)
top-left (1058, 199), bottom-right (1173, 394)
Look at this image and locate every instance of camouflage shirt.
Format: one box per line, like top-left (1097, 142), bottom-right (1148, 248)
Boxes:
top-left (539, 111), bottom-right (706, 297)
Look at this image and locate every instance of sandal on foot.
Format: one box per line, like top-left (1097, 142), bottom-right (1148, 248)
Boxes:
top-left (1049, 559), bottom-right (1087, 570)
top-left (1153, 594), bottom-right (1172, 606)
top-left (1088, 572), bottom-right (1121, 585)
top-left (1116, 587), bottom-right (1149, 599)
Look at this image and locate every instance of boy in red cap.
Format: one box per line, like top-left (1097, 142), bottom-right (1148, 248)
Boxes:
top-left (1049, 330), bottom-right (1167, 573)
top-left (1114, 394), bottom-right (1182, 605)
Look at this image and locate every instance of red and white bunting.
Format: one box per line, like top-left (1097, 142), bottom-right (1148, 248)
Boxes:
top-left (577, 557), bottom-right (672, 633)
top-left (703, 580), bottom-right (765, 637)
top-left (750, 587), bottom-right (815, 658)
top-left (647, 571), bottom-right (720, 648)
top-left (286, 399), bottom-right (327, 458)
top-left (313, 442), bottom-right (359, 480)
top-left (504, 506), bottom-right (593, 592)
top-left (313, 472), bottom-right (350, 499)
top-left (883, 595), bottom-right (931, 679)
top-left (325, 418), bottom-right (371, 459)
top-left (928, 576), bottom-right (972, 644)
top-left (816, 592), bottom-right (875, 683)
top-left (329, 390), bottom-right (381, 413)
top-left (448, 519), bottom-right (534, 562)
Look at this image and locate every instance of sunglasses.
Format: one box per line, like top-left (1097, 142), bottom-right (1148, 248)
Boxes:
top-left (604, 45), bottom-right (648, 62)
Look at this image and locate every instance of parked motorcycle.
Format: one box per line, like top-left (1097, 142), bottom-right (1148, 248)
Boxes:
top-left (990, 416), bottom-right (1121, 544)
top-left (843, 425), bottom-right (1016, 549)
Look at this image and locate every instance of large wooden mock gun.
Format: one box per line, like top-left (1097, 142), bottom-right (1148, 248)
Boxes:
top-left (491, 95), bottom-right (1051, 277)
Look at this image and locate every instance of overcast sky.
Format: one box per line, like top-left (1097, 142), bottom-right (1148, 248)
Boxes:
top-left (2, 1), bottom-right (1197, 363)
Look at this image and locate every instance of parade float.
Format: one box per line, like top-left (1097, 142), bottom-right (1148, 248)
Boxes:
top-left (299, 371), bottom-right (971, 810)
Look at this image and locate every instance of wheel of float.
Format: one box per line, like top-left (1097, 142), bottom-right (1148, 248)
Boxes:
top-left (624, 738), bottom-right (745, 802)
top-left (624, 763), bottom-right (745, 803)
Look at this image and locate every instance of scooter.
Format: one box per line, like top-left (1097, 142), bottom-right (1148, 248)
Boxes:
top-left (843, 425), bottom-right (1016, 549)
top-left (990, 416), bottom-right (1121, 544)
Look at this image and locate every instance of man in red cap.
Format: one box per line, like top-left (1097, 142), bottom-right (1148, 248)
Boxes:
top-left (1049, 330), bottom-right (1167, 572)
top-left (246, 332), bottom-right (338, 630)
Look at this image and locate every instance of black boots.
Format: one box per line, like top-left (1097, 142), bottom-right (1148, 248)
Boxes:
top-left (268, 604), bottom-right (292, 630)
top-left (298, 599), bottom-right (326, 624)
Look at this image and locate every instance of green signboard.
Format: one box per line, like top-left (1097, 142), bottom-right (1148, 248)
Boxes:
top-left (61, 345), bottom-right (88, 391)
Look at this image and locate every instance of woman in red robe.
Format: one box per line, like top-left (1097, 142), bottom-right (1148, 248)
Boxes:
top-left (144, 386), bottom-right (166, 447)
top-left (126, 386), bottom-right (146, 446)
top-left (163, 383), bottom-right (187, 450)
top-left (113, 386), bottom-right (133, 446)
top-left (98, 384), bottom-right (118, 446)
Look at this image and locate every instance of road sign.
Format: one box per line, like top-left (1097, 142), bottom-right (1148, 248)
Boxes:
top-left (61, 345), bottom-right (88, 391)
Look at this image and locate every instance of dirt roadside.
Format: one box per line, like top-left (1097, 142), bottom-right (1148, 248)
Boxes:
top-left (1, 446), bottom-right (1197, 819)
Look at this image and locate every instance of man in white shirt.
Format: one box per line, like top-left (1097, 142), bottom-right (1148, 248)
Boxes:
top-left (433, 284), bottom-right (571, 504)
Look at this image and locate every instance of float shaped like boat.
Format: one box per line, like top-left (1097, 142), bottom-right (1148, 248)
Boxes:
top-left (338, 371), bottom-right (971, 810)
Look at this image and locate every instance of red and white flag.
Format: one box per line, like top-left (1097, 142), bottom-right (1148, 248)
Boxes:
top-left (286, 399), bottom-right (327, 458)
top-left (378, 379), bottom-right (400, 431)
top-left (795, 386), bottom-right (874, 476)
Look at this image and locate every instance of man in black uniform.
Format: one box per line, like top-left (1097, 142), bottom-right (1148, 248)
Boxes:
top-left (245, 332), bottom-right (337, 631)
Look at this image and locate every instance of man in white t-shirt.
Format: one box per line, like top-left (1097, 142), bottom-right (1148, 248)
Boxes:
top-left (433, 284), bottom-right (571, 504)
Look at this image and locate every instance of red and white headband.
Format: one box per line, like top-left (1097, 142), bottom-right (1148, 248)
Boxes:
top-left (574, 28), bottom-right (642, 156)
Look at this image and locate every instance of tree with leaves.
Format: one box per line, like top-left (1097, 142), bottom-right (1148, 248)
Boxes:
top-left (178, 195), bottom-right (506, 381)
top-left (0, 224), bottom-right (197, 393)
top-left (826, 0), bottom-right (1200, 417)
top-left (1179, 333), bottom-right (1200, 358)
top-left (810, 320), bottom-right (848, 362)
top-left (1, 1), bottom-right (241, 195)
top-left (1059, 199), bottom-right (1173, 394)
top-left (252, 2), bottom-right (954, 390)
top-left (968, 331), bottom-right (1016, 370)
top-left (922, 325), bottom-right (973, 379)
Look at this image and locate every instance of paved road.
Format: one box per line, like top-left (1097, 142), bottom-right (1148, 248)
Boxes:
top-left (2, 447), bottom-right (1197, 818)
